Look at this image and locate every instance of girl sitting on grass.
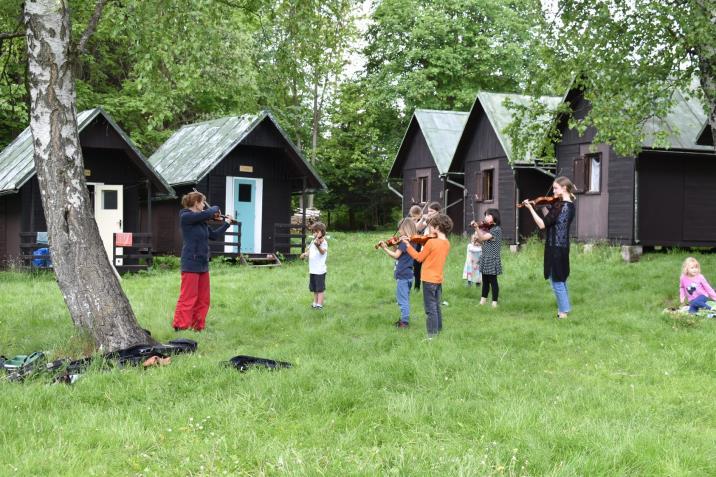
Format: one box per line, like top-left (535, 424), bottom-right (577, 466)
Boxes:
top-left (680, 257), bottom-right (716, 314)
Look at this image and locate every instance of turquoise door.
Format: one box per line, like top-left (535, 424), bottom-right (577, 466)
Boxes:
top-left (234, 178), bottom-right (257, 252)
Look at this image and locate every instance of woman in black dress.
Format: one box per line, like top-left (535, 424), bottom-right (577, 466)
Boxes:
top-left (522, 176), bottom-right (576, 319)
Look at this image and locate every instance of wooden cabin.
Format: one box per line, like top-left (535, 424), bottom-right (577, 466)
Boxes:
top-left (388, 109), bottom-right (468, 233)
top-left (148, 111), bottom-right (326, 258)
top-left (449, 92), bottom-right (562, 242)
top-left (0, 108), bottom-right (174, 270)
top-left (554, 89), bottom-right (716, 247)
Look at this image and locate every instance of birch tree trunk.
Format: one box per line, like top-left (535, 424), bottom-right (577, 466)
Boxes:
top-left (24, 0), bottom-right (155, 351)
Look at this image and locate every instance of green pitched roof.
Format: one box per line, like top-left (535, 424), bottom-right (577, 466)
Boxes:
top-left (476, 92), bottom-right (562, 164)
top-left (642, 90), bottom-right (713, 151)
top-left (0, 108), bottom-right (173, 196)
top-left (148, 111), bottom-right (325, 190)
top-left (389, 109), bottom-right (469, 177)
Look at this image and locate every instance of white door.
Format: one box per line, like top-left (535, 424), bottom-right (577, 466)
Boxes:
top-left (94, 185), bottom-right (124, 265)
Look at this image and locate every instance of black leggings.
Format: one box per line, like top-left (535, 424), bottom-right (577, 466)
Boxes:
top-left (413, 243), bottom-right (423, 290)
top-left (481, 274), bottom-right (499, 302)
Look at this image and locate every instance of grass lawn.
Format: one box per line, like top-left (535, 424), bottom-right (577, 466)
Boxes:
top-left (1, 232), bottom-right (715, 476)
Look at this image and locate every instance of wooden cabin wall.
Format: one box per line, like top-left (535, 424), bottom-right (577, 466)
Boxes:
top-left (152, 198), bottom-right (182, 255)
top-left (15, 159), bottom-right (147, 251)
top-left (462, 111), bottom-right (516, 241)
top-left (497, 160), bottom-right (516, 243)
top-left (207, 145), bottom-right (293, 253)
top-left (637, 152), bottom-right (716, 246)
top-left (443, 178), bottom-right (464, 234)
top-left (400, 128), bottom-right (441, 216)
top-left (514, 168), bottom-right (553, 241)
top-left (84, 147), bottom-right (145, 185)
top-left (0, 196), bottom-right (5, 263)
top-left (0, 194), bottom-right (23, 267)
top-left (556, 94), bottom-right (599, 242)
top-left (79, 118), bottom-right (129, 149)
top-left (21, 177), bottom-right (46, 232)
top-left (607, 155), bottom-right (635, 244)
top-left (575, 143), bottom-right (611, 241)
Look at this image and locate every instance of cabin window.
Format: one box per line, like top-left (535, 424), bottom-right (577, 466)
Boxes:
top-left (102, 190), bottom-right (118, 210)
top-left (477, 169), bottom-right (494, 202)
top-left (586, 153), bottom-right (601, 193)
top-left (574, 152), bottom-right (602, 194)
top-left (238, 183), bottom-right (252, 202)
top-left (418, 176), bottom-right (429, 203)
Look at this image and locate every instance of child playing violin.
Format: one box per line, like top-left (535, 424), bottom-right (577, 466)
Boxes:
top-left (401, 213), bottom-right (453, 338)
top-left (379, 218), bottom-right (418, 328)
top-left (300, 222), bottom-right (328, 309)
top-left (473, 208), bottom-right (502, 308)
top-left (410, 202), bottom-right (441, 292)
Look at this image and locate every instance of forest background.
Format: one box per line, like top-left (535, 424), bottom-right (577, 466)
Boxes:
top-left (1, 0), bottom-right (713, 229)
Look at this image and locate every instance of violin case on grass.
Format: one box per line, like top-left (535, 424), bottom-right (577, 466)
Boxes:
top-left (3, 339), bottom-right (199, 384)
top-left (223, 355), bottom-right (292, 372)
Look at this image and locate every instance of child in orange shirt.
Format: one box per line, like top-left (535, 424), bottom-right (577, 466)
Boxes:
top-left (401, 213), bottom-right (453, 338)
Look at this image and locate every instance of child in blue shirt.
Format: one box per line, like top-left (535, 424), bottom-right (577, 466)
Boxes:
top-left (379, 218), bottom-right (418, 328)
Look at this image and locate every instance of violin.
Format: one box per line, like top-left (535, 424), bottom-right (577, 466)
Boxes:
top-left (211, 212), bottom-right (239, 225)
top-left (470, 220), bottom-right (493, 231)
top-left (408, 232), bottom-right (438, 245)
top-left (375, 236), bottom-right (400, 249)
top-left (193, 188), bottom-right (240, 225)
top-left (517, 195), bottom-right (560, 208)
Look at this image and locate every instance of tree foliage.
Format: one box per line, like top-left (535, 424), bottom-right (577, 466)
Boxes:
top-left (0, 0), bottom-right (28, 147)
top-left (252, 0), bottom-right (357, 159)
top-left (315, 79), bottom-right (398, 229)
top-left (509, 0), bottom-right (716, 162)
top-left (363, 0), bottom-right (545, 152)
top-left (74, 0), bottom-right (261, 150)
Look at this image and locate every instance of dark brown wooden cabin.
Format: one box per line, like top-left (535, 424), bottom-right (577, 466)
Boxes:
top-left (554, 89), bottom-right (716, 247)
top-left (147, 111), bottom-right (325, 258)
top-left (449, 92), bottom-right (562, 242)
top-left (0, 108), bottom-right (174, 270)
top-left (388, 109), bottom-right (468, 233)
top-left (697, 121), bottom-right (714, 147)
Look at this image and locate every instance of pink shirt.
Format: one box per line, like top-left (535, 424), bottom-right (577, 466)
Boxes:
top-left (679, 273), bottom-right (716, 303)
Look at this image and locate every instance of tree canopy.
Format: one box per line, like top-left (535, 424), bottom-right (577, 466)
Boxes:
top-left (509, 0), bottom-right (716, 162)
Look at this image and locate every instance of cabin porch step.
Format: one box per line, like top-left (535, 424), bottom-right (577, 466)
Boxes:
top-left (239, 253), bottom-right (282, 268)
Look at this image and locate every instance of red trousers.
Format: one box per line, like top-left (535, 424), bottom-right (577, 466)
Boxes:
top-left (173, 272), bottom-right (210, 331)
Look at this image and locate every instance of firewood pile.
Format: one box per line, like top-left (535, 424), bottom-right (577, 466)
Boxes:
top-left (290, 208), bottom-right (321, 226)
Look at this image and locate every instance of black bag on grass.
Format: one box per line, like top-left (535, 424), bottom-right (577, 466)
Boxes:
top-left (104, 344), bottom-right (165, 367)
top-left (223, 355), bottom-right (292, 373)
top-left (151, 338), bottom-right (198, 355)
top-left (47, 357), bottom-right (95, 385)
top-left (3, 352), bottom-right (46, 382)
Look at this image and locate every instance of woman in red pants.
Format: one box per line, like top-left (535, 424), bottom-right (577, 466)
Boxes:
top-left (172, 191), bottom-right (232, 331)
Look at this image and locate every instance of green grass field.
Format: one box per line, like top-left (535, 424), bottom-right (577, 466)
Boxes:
top-left (1, 232), bottom-right (715, 476)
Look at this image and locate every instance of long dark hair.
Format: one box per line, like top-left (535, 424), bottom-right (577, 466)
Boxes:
top-left (485, 208), bottom-right (500, 225)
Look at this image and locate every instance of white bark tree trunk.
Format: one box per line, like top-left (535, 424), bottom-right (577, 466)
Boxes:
top-left (24, 0), bottom-right (155, 351)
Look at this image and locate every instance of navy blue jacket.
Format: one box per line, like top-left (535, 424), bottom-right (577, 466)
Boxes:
top-left (179, 206), bottom-right (230, 273)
